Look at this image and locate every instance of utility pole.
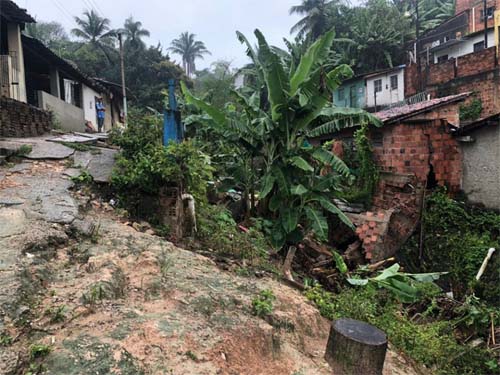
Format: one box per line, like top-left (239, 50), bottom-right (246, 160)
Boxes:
top-left (415, 0), bottom-right (422, 92)
top-left (118, 32), bottom-right (128, 126)
top-left (484, 0), bottom-right (488, 48)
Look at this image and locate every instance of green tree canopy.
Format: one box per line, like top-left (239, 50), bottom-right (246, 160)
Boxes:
top-left (168, 32), bottom-right (211, 76)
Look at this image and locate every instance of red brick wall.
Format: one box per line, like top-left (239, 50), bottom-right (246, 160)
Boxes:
top-left (456, 47), bottom-right (497, 76)
top-left (371, 120), bottom-right (462, 191)
top-left (456, 0), bottom-right (497, 19)
top-left (407, 47), bottom-right (500, 118)
top-left (470, 0), bottom-right (497, 32)
top-left (405, 64), bottom-right (419, 97)
top-left (428, 59), bottom-right (456, 85)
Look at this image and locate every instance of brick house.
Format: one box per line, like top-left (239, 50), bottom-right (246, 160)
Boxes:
top-left (406, 0), bottom-right (500, 119)
top-left (317, 93), bottom-right (469, 262)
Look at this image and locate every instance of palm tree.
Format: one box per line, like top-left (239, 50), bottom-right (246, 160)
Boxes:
top-left (289, 0), bottom-right (334, 40)
top-left (71, 9), bottom-right (116, 60)
top-left (122, 16), bottom-right (150, 50)
top-left (169, 32), bottom-right (211, 76)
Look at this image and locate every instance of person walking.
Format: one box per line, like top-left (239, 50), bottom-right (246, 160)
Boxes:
top-left (96, 97), bottom-right (106, 133)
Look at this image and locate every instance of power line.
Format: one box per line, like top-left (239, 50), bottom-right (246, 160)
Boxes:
top-left (87, 0), bottom-right (105, 18)
top-left (49, 0), bottom-right (75, 25)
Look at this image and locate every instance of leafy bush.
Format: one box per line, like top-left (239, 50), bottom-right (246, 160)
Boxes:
top-left (336, 124), bottom-right (379, 207)
top-left (111, 111), bottom-right (214, 210)
top-left (402, 190), bottom-right (500, 303)
top-left (305, 284), bottom-right (498, 375)
top-left (17, 144), bottom-right (32, 156)
top-left (196, 204), bottom-right (269, 261)
top-left (460, 98), bottom-right (483, 122)
top-left (252, 289), bottom-right (276, 317)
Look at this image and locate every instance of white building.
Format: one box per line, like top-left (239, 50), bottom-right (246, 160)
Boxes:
top-left (365, 65), bottom-right (406, 110)
top-left (432, 29), bottom-right (496, 63)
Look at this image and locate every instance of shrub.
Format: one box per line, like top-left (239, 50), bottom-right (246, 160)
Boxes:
top-left (196, 204), bottom-right (269, 260)
top-left (305, 283), bottom-right (498, 375)
top-left (17, 144), bottom-right (32, 156)
top-left (459, 98), bottom-right (482, 122)
top-left (401, 190), bottom-right (500, 303)
top-left (252, 289), bottom-right (275, 317)
top-left (111, 111), bottom-right (214, 214)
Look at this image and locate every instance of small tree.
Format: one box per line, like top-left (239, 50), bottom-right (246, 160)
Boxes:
top-left (183, 29), bottom-right (381, 248)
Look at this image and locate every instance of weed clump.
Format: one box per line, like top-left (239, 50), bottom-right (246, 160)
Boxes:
top-left (305, 283), bottom-right (499, 375)
top-left (251, 289), bottom-right (275, 317)
top-left (197, 204), bottom-right (269, 261)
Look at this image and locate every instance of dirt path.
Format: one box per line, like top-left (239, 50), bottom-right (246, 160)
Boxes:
top-left (0, 158), bottom-right (422, 375)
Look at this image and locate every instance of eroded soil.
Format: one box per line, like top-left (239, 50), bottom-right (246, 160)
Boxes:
top-left (0, 158), bottom-right (423, 375)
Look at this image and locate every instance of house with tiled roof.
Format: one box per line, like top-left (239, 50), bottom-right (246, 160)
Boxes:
top-left (316, 92), bottom-right (497, 262)
top-left (1, 0), bottom-right (124, 135)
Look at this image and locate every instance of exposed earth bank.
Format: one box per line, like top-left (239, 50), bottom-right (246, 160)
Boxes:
top-left (0, 158), bottom-right (422, 374)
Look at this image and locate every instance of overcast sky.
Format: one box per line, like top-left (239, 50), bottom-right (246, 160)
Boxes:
top-left (19, 0), bottom-right (302, 70)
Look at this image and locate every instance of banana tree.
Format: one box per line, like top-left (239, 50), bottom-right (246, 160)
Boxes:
top-left (183, 29), bottom-right (381, 248)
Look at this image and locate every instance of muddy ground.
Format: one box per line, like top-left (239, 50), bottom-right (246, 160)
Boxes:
top-left (0, 156), bottom-right (423, 374)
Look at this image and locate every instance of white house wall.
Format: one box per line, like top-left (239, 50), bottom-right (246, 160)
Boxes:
top-left (365, 69), bottom-right (405, 108)
top-left (82, 85), bottom-right (100, 126)
top-left (434, 30), bottom-right (495, 63)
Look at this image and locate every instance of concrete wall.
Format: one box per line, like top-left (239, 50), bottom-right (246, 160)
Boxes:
top-left (366, 68), bottom-right (405, 108)
top-left (6, 23), bottom-right (27, 103)
top-left (461, 124), bottom-right (500, 210)
top-left (38, 90), bottom-right (85, 132)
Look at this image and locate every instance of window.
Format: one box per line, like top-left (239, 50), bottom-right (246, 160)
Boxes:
top-left (437, 54), bottom-right (448, 63)
top-left (338, 88), bottom-right (345, 101)
top-left (473, 41), bottom-right (485, 52)
top-left (374, 79), bottom-right (382, 93)
top-left (390, 75), bottom-right (398, 90)
top-left (480, 7), bottom-right (494, 21)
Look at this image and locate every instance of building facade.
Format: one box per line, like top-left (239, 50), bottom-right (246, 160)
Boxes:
top-left (333, 77), bottom-right (366, 108)
top-left (406, 0), bottom-right (500, 119)
top-left (333, 66), bottom-right (406, 112)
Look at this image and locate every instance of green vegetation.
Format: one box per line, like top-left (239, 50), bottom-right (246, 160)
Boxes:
top-left (71, 171), bottom-right (93, 185)
top-left (111, 111), bottom-right (213, 214)
top-left (44, 305), bottom-right (67, 323)
top-left (184, 29), bottom-right (381, 248)
top-left (185, 350), bottom-right (199, 361)
top-left (347, 263), bottom-right (446, 303)
top-left (0, 332), bottom-right (12, 346)
top-left (30, 343), bottom-right (52, 360)
top-left (196, 205), bottom-right (269, 261)
top-left (168, 32), bottom-right (211, 76)
top-left (305, 284), bottom-right (499, 375)
top-left (60, 141), bottom-right (93, 152)
top-left (337, 123), bottom-right (379, 207)
top-left (252, 289), bottom-right (276, 317)
top-left (402, 190), bottom-right (500, 304)
top-left (460, 98), bottom-right (483, 122)
top-left (16, 144), bottom-right (32, 156)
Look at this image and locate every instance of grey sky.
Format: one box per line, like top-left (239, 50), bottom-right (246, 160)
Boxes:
top-left (20, 0), bottom-right (302, 70)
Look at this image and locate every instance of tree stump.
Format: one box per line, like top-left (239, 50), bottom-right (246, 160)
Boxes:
top-left (325, 318), bottom-right (387, 375)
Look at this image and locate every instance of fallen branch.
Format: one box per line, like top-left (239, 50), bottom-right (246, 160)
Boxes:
top-left (475, 248), bottom-right (496, 281)
top-left (368, 257), bottom-right (396, 272)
